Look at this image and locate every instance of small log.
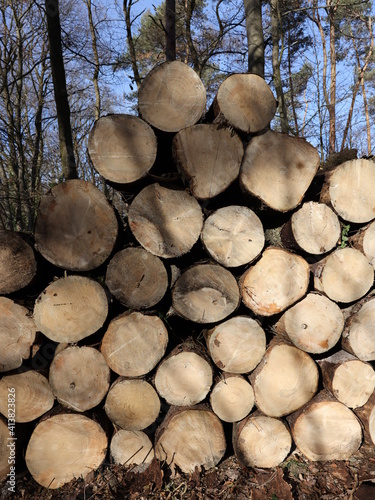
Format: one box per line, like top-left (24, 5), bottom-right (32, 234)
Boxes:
top-left (287, 390), bottom-right (362, 461)
top-left (25, 413), bottom-right (107, 489)
top-left (128, 183), bottom-right (203, 258)
top-left (275, 292), bottom-right (344, 354)
top-left (88, 114), bottom-right (157, 184)
top-left (49, 346), bottom-right (110, 412)
top-left (249, 339), bottom-right (319, 417)
top-left (171, 263), bottom-right (240, 323)
top-left (138, 61), bottom-right (206, 133)
top-left (212, 73), bottom-right (277, 134)
top-left (172, 124), bottom-right (244, 199)
top-left (100, 311), bottom-right (168, 377)
top-left (354, 390), bottom-right (375, 445)
top-left (0, 230), bottom-right (37, 294)
top-left (350, 220), bottom-right (375, 267)
top-left (33, 275), bottom-right (108, 343)
top-left (210, 373), bottom-right (254, 423)
top-left (154, 405), bottom-right (226, 473)
top-left (318, 350), bottom-right (375, 409)
top-left (154, 341), bottom-right (213, 406)
top-left (342, 292), bottom-right (375, 361)
top-left (0, 416), bottom-right (11, 482)
top-left (240, 130), bottom-right (320, 212)
top-left (0, 371), bottom-right (54, 423)
top-left (34, 179), bottom-right (118, 271)
top-left (104, 378), bottom-right (160, 431)
top-left (204, 315), bottom-right (266, 374)
top-left (201, 206), bottom-right (264, 267)
top-left (233, 411), bottom-right (292, 468)
top-left (312, 247), bottom-right (374, 303)
top-left (280, 202), bottom-right (341, 255)
top-left (240, 247), bottom-right (310, 316)
top-left (110, 429), bottom-right (154, 470)
top-left (105, 247), bottom-right (168, 309)
top-left (320, 159), bottom-right (375, 223)
top-left (0, 297), bottom-right (36, 372)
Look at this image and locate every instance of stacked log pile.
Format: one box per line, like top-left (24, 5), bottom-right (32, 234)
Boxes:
top-left (2, 60), bottom-right (375, 489)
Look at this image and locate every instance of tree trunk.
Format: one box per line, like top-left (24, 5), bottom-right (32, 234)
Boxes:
top-left (110, 429), bottom-right (154, 471)
top-left (105, 247), bottom-right (168, 310)
top-left (213, 74), bottom-right (276, 134)
top-left (34, 179), bottom-right (118, 271)
top-left (49, 346), bottom-right (110, 412)
top-left (165, 0), bottom-right (176, 61)
top-left (318, 350), bottom-right (375, 409)
top-left (249, 339), bottom-right (319, 417)
top-left (171, 263), bottom-right (240, 323)
top-left (100, 311), bottom-right (168, 377)
top-left (128, 183), bottom-right (203, 259)
top-left (154, 405), bottom-right (226, 473)
top-left (240, 247), bottom-right (310, 316)
top-left (104, 378), bottom-right (160, 431)
top-left (243, 0), bottom-right (265, 77)
top-left (312, 247), bottom-right (374, 304)
top-left (25, 413), bottom-right (107, 489)
top-left (210, 373), bottom-right (254, 423)
top-left (240, 130), bottom-right (320, 211)
top-left (349, 220), bottom-right (375, 268)
top-left (233, 411), bottom-right (292, 468)
top-left (287, 390), bottom-right (362, 461)
top-left (138, 61), bottom-right (206, 132)
top-left (204, 315), bottom-right (266, 374)
top-left (33, 275), bottom-right (108, 343)
top-left (172, 124), bottom-right (244, 200)
top-left (275, 292), bottom-right (344, 354)
top-left (88, 114), bottom-right (157, 184)
top-left (0, 297), bottom-right (36, 372)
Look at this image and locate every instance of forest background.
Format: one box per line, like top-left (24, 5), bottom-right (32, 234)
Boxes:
top-left (0, 0), bottom-right (374, 233)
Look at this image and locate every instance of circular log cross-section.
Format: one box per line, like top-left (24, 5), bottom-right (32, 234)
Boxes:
top-left (172, 124), bottom-right (244, 200)
top-left (0, 371), bottom-right (54, 423)
top-left (312, 247), bottom-right (374, 304)
top-left (233, 413), bottom-right (292, 468)
top-left (155, 407), bottom-right (226, 473)
top-left (210, 374), bottom-right (254, 423)
top-left (104, 378), bottom-right (160, 431)
top-left (281, 202), bottom-right (341, 255)
top-left (0, 297), bottom-right (36, 372)
top-left (34, 179), bottom-right (118, 271)
top-left (342, 294), bottom-right (375, 361)
top-left (213, 73), bottom-right (277, 134)
top-left (33, 275), bottom-right (108, 343)
top-left (204, 316), bottom-right (266, 374)
top-left (88, 114), bottom-right (157, 184)
top-left (276, 293), bottom-right (344, 354)
top-left (0, 230), bottom-right (36, 294)
top-left (350, 220), bottom-right (375, 267)
top-left (172, 263), bottom-right (240, 323)
top-left (105, 247), bottom-right (168, 309)
top-left (128, 183), bottom-right (203, 259)
top-left (201, 206), bottom-right (264, 267)
top-left (49, 346), bottom-right (110, 412)
top-left (25, 414), bottom-right (107, 489)
top-left (240, 130), bottom-right (320, 212)
top-left (138, 61), bottom-right (206, 132)
top-left (240, 247), bottom-right (310, 316)
top-left (101, 312), bottom-right (168, 377)
top-left (110, 430), bottom-right (154, 470)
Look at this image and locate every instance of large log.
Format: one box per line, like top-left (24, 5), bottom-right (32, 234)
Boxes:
top-left (100, 311), bottom-right (168, 377)
top-left (138, 61), bottom-right (206, 133)
top-left (25, 413), bottom-right (108, 489)
top-left (172, 124), bottom-right (244, 199)
top-left (110, 429), bottom-right (154, 470)
top-left (240, 130), bottom-right (320, 212)
top-left (128, 183), bottom-right (203, 259)
top-left (33, 275), bottom-right (108, 343)
top-left (342, 292), bottom-right (375, 361)
top-left (154, 405), bottom-right (226, 473)
top-left (0, 297), bottom-right (36, 372)
top-left (0, 230), bottom-right (37, 294)
top-left (210, 373), bottom-right (254, 423)
top-left (201, 205), bottom-right (264, 267)
top-left (204, 315), bottom-right (266, 374)
top-left (350, 219), bottom-right (375, 267)
top-left (240, 247), bottom-right (310, 316)
top-left (88, 114), bottom-right (157, 184)
top-left (34, 179), bottom-right (118, 271)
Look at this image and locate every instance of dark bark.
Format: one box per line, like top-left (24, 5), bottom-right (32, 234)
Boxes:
top-left (166, 0), bottom-right (176, 61)
top-left (244, 0), bottom-right (264, 78)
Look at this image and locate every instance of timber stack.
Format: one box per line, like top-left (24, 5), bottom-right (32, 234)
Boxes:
top-left (2, 60), bottom-right (375, 490)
